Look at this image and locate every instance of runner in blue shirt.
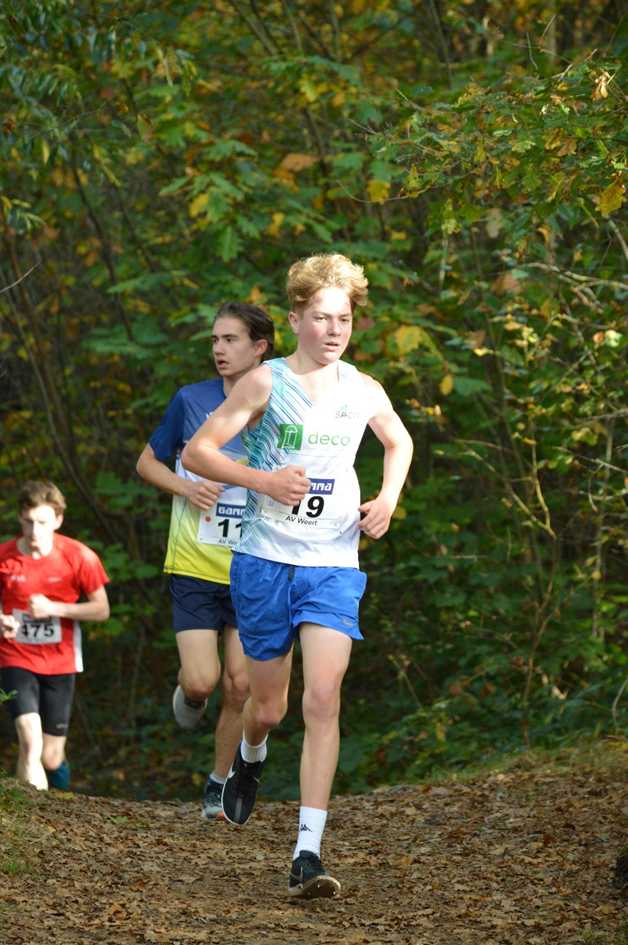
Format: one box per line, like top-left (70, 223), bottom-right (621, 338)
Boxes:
top-left (136, 302), bottom-right (274, 819)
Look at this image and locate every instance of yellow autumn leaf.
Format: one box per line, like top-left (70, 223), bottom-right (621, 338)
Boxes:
top-left (280, 153), bottom-right (318, 172)
top-left (367, 179), bottom-right (390, 202)
top-left (188, 193), bottom-right (209, 217)
top-left (299, 77), bottom-right (318, 102)
top-left (92, 144), bottom-right (120, 186)
top-left (557, 138), bottom-right (577, 156)
top-left (543, 128), bottom-right (563, 150)
top-left (597, 178), bottom-right (626, 216)
top-left (266, 212), bottom-right (285, 236)
top-left (592, 73), bottom-right (609, 100)
top-left (392, 505), bottom-right (407, 520)
top-left (248, 285), bottom-right (266, 306)
top-left (137, 113), bottom-right (153, 144)
top-left (394, 325), bottom-right (422, 355)
top-left (440, 374), bottom-right (454, 395)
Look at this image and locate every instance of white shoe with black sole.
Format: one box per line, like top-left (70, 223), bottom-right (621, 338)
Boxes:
top-left (172, 684), bottom-right (207, 730)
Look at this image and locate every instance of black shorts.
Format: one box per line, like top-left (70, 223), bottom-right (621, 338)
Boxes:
top-left (0, 666), bottom-right (75, 736)
top-left (169, 575), bottom-right (237, 634)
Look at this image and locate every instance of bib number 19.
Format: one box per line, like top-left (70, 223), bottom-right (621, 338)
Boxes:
top-left (291, 496), bottom-right (325, 518)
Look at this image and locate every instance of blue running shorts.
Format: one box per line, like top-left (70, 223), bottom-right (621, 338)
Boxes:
top-left (169, 575), bottom-right (237, 633)
top-left (230, 553), bottom-right (367, 661)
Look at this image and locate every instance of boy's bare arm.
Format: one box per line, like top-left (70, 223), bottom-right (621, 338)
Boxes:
top-left (28, 585), bottom-right (111, 622)
top-left (181, 367), bottom-right (311, 506)
top-left (136, 443), bottom-right (224, 511)
top-left (358, 376), bottom-right (414, 539)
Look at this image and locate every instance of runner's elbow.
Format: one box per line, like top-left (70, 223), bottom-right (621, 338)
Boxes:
top-left (180, 443), bottom-right (196, 473)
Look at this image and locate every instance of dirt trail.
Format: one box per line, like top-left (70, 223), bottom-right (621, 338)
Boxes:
top-left (1, 758), bottom-right (627, 944)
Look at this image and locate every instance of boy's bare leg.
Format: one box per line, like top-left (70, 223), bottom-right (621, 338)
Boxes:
top-left (41, 732), bottom-right (67, 773)
top-left (175, 629), bottom-right (221, 703)
top-left (299, 624), bottom-right (352, 810)
top-left (213, 624), bottom-right (249, 778)
top-left (242, 648), bottom-right (293, 746)
top-left (15, 713), bottom-right (49, 790)
top-left (220, 649), bottom-right (292, 826)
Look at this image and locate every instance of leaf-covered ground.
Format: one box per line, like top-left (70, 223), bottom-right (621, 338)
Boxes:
top-left (1, 746), bottom-right (628, 945)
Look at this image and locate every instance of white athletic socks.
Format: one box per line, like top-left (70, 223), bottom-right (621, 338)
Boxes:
top-left (293, 806), bottom-right (328, 860)
top-left (209, 771), bottom-right (225, 786)
top-left (241, 735), bottom-right (268, 764)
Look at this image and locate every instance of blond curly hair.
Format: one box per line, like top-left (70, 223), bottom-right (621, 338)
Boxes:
top-left (286, 253), bottom-right (369, 313)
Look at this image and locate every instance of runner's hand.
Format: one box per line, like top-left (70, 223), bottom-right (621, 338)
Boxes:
top-left (357, 495), bottom-right (395, 540)
top-left (267, 466), bottom-right (311, 505)
top-left (0, 613), bottom-right (20, 639)
top-left (27, 594), bottom-right (57, 620)
top-left (183, 479), bottom-right (225, 510)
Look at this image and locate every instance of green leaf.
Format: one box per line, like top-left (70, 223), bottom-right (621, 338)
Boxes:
top-left (217, 225), bottom-right (242, 261)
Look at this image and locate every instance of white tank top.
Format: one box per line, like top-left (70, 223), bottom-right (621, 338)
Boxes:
top-left (235, 358), bottom-right (373, 568)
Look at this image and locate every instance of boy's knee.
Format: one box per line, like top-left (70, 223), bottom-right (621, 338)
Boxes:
top-left (303, 683), bottom-right (340, 723)
top-left (221, 666), bottom-right (250, 710)
top-left (181, 667), bottom-right (220, 701)
top-left (253, 698), bottom-right (288, 730)
top-left (42, 745), bottom-right (65, 771)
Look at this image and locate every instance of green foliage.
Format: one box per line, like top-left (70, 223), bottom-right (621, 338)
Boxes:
top-left (0, 774), bottom-right (35, 875)
top-left (1, 1), bottom-right (628, 798)
top-left (582, 923), bottom-right (628, 945)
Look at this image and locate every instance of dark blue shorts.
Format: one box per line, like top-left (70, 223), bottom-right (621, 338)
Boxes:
top-left (230, 553), bottom-right (367, 661)
top-left (169, 575), bottom-right (237, 634)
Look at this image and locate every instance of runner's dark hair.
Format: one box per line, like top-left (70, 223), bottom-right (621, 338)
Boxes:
top-left (214, 302), bottom-right (275, 360)
top-left (18, 481), bottom-right (67, 516)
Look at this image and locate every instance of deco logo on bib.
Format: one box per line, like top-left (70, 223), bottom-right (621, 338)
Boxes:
top-left (277, 423), bottom-right (304, 450)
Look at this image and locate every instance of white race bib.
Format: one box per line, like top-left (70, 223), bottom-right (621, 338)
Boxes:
top-left (261, 476), bottom-right (341, 532)
top-left (197, 486), bottom-right (247, 549)
top-left (13, 609), bottom-right (62, 645)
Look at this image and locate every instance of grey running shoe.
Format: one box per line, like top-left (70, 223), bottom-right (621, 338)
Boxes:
top-left (289, 851), bottom-right (341, 899)
top-left (201, 778), bottom-right (225, 821)
top-left (221, 745), bottom-right (265, 825)
top-left (172, 684), bottom-right (207, 730)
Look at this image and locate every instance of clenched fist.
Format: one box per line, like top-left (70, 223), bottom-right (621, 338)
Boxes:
top-left (266, 466), bottom-right (311, 506)
top-left (184, 479), bottom-right (225, 511)
top-left (0, 612), bottom-right (20, 640)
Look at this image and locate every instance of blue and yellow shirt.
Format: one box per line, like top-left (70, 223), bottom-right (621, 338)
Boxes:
top-left (149, 379), bottom-right (247, 584)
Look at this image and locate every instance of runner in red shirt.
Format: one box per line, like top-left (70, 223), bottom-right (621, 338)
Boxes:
top-left (0, 481), bottom-right (110, 790)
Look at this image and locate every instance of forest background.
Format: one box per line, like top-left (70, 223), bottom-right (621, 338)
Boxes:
top-left (1, 0), bottom-right (628, 803)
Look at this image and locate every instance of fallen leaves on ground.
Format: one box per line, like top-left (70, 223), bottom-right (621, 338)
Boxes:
top-left (1, 758), bottom-right (627, 944)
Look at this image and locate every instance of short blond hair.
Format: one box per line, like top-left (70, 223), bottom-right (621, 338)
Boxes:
top-left (18, 481), bottom-right (66, 516)
top-left (286, 253), bottom-right (369, 312)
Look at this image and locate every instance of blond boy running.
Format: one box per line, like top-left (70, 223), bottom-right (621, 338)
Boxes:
top-left (182, 255), bottom-right (413, 896)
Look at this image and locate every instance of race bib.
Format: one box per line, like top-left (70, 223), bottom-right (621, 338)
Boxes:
top-left (261, 477), bottom-right (341, 532)
top-left (197, 486), bottom-right (247, 549)
top-left (12, 609), bottom-right (62, 645)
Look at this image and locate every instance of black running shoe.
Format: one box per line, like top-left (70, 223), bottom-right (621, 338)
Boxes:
top-left (221, 745), bottom-right (265, 826)
top-left (288, 851), bottom-right (341, 899)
